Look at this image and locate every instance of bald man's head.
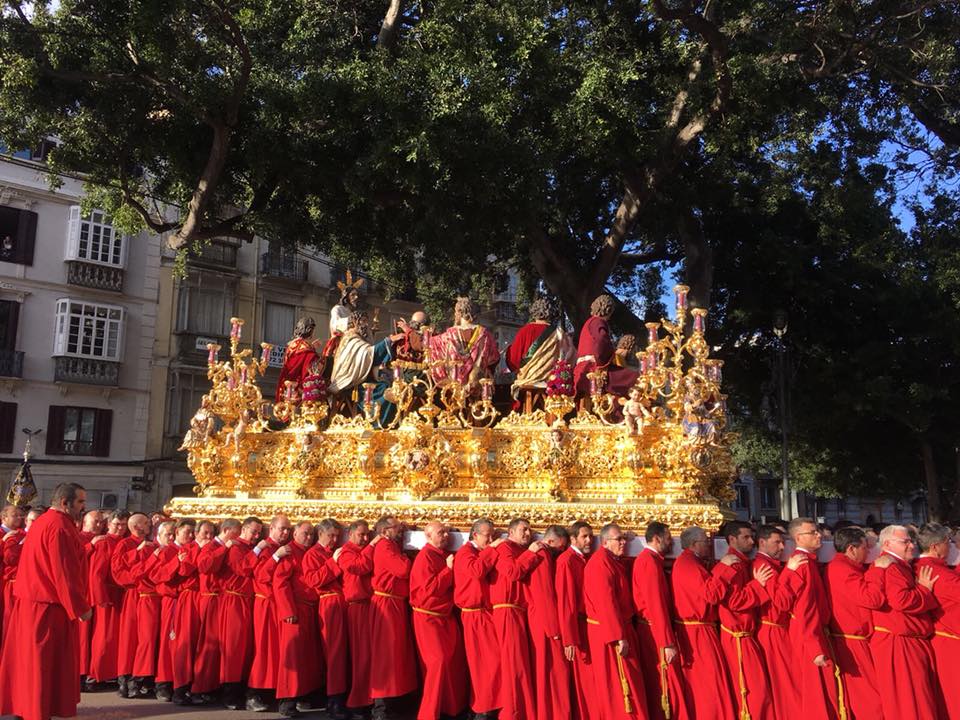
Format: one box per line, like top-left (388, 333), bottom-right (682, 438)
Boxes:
top-left (128, 512), bottom-right (150, 538)
top-left (424, 521), bottom-right (450, 549)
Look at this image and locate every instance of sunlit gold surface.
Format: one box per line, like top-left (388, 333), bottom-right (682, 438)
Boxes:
top-left (168, 295), bottom-right (736, 533)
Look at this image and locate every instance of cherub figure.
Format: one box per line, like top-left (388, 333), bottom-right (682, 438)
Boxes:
top-left (619, 386), bottom-right (652, 436)
top-left (224, 408), bottom-right (256, 457)
top-left (179, 396), bottom-right (215, 450)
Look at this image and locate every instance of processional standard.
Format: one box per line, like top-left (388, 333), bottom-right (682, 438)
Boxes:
top-left (167, 286), bottom-right (735, 532)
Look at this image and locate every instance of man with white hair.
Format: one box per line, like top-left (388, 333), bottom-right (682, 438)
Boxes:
top-left (670, 526), bottom-right (739, 718)
top-left (871, 523), bottom-right (939, 720)
top-left (915, 522), bottom-right (960, 718)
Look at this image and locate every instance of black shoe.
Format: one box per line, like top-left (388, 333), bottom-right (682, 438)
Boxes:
top-left (116, 675), bottom-right (129, 698)
top-left (328, 696), bottom-right (349, 720)
top-left (246, 695), bottom-right (270, 712)
top-left (172, 686), bottom-right (191, 705)
top-left (372, 699), bottom-right (388, 720)
top-left (82, 677), bottom-right (98, 693)
top-left (156, 682), bottom-right (173, 702)
top-left (279, 699), bottom-right (302, 718)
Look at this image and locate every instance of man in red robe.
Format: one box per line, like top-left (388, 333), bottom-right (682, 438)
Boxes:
top-left (86, 509), bottom-right (128, 687)
top-left (583, 523), bottom-right (648, 720)
top-left (780, 517), bottom-right (841, 720)
top-left (302, 518), bottom-right (349, 719)
top-left (275, 316), bottom-right (321, 403)
top-left (78, 509), bottom-right (104, 686)
top-left (0, 503), bottom-right (25, 640)
top-left (410, 522), bottom-right (468, 720)
top-left (370, 515), bottom-right (418, 716)
top-left (111, 512), bottom-right (150, 698)
top-left (190, 520), bottom-right (220, 701)
top-left (168, 520), bottom-right (202, 705)
top-left (274, 521), bottom-right (322, 718)
top-left (670, 526), bottom-right (738, 719)
top-left (753, 524), bottom-right (802, 718)
top-left (248, 514), bottom-right (293, 710)
top-left (1, 505), bottom-right (27, 632)
top-left (573, 294), bottom-right (637, 399)
top-left (453, 518), bottom-right (503, 719)
top-left (712, 521), bottom-right (775, 720)
top-left (490, 517), bottom-right (544, 720)
top-left (210, 516), bottom-right (265, 710)
top-left (556, 521), bottom-right (594, 720)
top-left (337, 520), bottom-right (379, 714)
top-left (0, 483), bottom-right (92, 720)
top-left (631, 522), bottom-right (685, 720)
top-left (149, 520), bottom-right (184, 702)
top-left (915, 522), bottom-right (960, 718)
top-left (823, 526), bottom-right (886, 720)
top-left (870, 523), bottom-right (940, 720)
top-left (527, 525), bottom-right (572, 720)
top-left (128, 519), bottom-right (164, 698)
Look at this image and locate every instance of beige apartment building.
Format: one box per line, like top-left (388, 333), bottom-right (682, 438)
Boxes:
top-left (0, 149), bottom-right (160, 510)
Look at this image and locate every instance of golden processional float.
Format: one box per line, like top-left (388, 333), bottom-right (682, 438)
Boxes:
top-left (166, 286), bottom-right (735, 532)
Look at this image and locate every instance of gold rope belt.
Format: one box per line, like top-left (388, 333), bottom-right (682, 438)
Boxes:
top-left (225, 590), bottom-right (253, 598)
top-left (936, 630), bottom-right (960, 640)
top-left (761, 620), bottom-right (786, 629)
top-left (873, 626), bottom-right (928, 640)
top-left (200, 592), bottom-right (218, 597)
top-left (674, 619), bottom-right (715, 627)
top-left (658, 646), bottom-right (672, 720)
top-left (138, 592), bottom-right (159, 598)
top-left (317, 591), bottom-right (342, 600)
top-left (823, 628), bottom-right (849, 720)
top-left (459, 607), bottom-right (483, 613)
top-left (721, 626), bottom-right (753, 720)
top-left (254, 593), bottom-right (269, 600)
top-left (493, 603), bottom-right (525, 611)
top-left (413, 606), bottom-right (450, 618)
top-left (828, 630), bottom-right (869, 641)
top-left (373, 590), bottom-right (406, 601)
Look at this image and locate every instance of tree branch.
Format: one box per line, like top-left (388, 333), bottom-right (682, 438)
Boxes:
top-left (377, 0), bottom-right (403, 52)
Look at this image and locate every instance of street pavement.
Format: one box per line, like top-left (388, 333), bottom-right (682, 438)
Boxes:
top-left (1, 687), bottom-right (422, 720)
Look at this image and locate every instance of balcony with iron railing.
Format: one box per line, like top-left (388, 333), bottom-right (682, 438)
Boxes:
top-left (66, 260), bottom-right (124, 292)
top-left (0, 349), bottom-right (23, 378)
top-left (53, 356), bottom-right (120, 386)
top-left (186, 240), bottom-right (239, 270)
top-left (61, 439), bottom-right (94, 456)
top-left (260, 252), bottom-right (308, 282)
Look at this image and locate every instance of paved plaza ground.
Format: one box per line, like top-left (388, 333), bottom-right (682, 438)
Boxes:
top-left (1, 688), bottom-right (423, 720)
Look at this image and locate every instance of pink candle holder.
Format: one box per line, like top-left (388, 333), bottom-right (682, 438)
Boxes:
top-left (692, 309), bottom-right (707, 333)
top-left (260, 343), bottom-right (272, 365)
top-left (230, 317), bottom-right (244, 341)
top-left (363, 384), bottom-right (375, 406)
top-left (393, 365), bottom-right (402, 381)
top-left (674, 285), bottom-right (689, 311)
top-left (641, 355), bottom-right (649, 374)
top-left (226, 375), bottom-right (236, 391)
top-left (207, 343), bottom-right (221, 365)
top-left (481, 380), bottom-right (493, 401)
top-left (647, 351), bottom-right (657, 370)
top-left (646, 322), bottom-right (659, 346)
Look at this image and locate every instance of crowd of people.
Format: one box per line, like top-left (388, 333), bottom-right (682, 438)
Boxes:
top-left (0, 483), bottom-right (958, 720)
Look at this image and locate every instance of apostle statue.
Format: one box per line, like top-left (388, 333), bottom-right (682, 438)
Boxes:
top-left (573, 294), bottom-right (638, 398)
top-left (394, 311), bottom-right (431, 364)
top-left (428, 296), bottom-right (500, 390)
top-left (275, 316), bottom-right (321, 404)
top-left (328, 310), bottom-right (404, 424)
top-left (330, 270), bottom-right (364, 338)
top-left (505, 296), bottom-right (574, 405)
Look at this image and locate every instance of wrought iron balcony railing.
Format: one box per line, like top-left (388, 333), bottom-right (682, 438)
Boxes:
top-left (0, 349), bottom-right (23, 378)
top-left (53, 356), bottom-right (120, 386)
top-left (66, 260), bottom-right (124, 292)
top-left (260, 252), bottom-right (308, 282)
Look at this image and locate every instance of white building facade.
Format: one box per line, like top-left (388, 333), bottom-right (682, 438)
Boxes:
top-left (0, 152), bottom-right (161, 510)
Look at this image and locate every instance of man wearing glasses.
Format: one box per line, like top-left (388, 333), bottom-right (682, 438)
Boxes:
top-left (870, 524), bottom-right (939, 720)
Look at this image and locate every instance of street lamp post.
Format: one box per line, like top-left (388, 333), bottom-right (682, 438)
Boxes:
top-left (773, 311), bottom-right (792, 519)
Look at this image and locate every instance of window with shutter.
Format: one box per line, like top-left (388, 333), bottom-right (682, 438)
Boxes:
top-left (0, 206), bottom-right (37, 266)
top-left (65, 206), bottom-right (125, 268)
top-left (45, 405), bottom-right (111, 456)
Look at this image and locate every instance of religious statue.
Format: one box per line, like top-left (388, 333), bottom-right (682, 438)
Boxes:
top-left (428, 296), bottom-right (500, 390)
top-left (394, 310), bottom-right (431, 364)
top-left (328, 310), bottom-right (404, 425)
top-left (330, 270), bottom-right (364, 338)
top-left (275, 316), bottom-right (321, 404)
top-left (505, 296), bottom-right (574, 407)
top-left (619, 387), bottom-right (652, 436)
top-left (573, 294), bottom-right (638, 398)
top-left (614, 334), bottom-right (637, 368)
top-left (681, 377), bottom-right (719, 442)
top-left (179, 396), bottom-right (216, 450)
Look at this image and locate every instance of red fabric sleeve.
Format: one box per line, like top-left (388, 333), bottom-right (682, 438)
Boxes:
top-left (54, 523), bottom-right (91, 620)
top-left (273, 557), bottom-right (297, 620)
top-left (555, 556), bottom-right (581, 647)
top-left (887, 562), bottom-right (938, 613)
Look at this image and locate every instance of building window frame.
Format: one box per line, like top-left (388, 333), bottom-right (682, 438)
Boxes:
top-left (45, 405), bottom-right (112, 456)
top-left (66, 207), bottom-right (127, 268)
top-left (53, 299), bottom-right (125, 362)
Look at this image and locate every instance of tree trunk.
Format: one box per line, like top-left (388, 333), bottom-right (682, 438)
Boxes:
top-left (679, 211), bottom-right (713, 312)
top-left (921, 436), bottom-right (943, 522)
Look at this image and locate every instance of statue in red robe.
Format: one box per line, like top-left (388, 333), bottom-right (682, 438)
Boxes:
top-left (274, 316), bottom-right (321, 404)
top-left (573, 295), bottom-right (637, 398)
top-left (505, 297), bottom-right (573, 408)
